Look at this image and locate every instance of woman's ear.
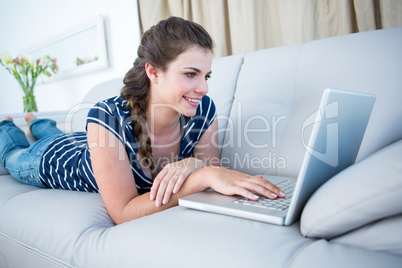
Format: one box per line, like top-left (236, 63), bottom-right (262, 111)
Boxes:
top-left (145, 63), bottom-right (159, 84)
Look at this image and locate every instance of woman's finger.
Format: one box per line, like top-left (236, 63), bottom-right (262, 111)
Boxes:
top-left (173, 173), bottom-right (186, 194)
top-left (155, 169), bottom-right (178, 207)
top-left (240, 176), bottom-right (285, 198)
top-left (232, 186), bottom-right (260, 200)
top-left (162, 173), bottom-right (180, 205)
top-left (207, 167), bottom-right (285, 200)
top-left (150, 168), bottom-right (168, 201)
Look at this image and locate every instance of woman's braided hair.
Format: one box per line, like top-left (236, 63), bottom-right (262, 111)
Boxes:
top-left (120, 17), bottom-right (214, 179)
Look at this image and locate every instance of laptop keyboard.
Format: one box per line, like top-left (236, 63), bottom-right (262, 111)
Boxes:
top-left (233, 180), bottom-right (295, 211)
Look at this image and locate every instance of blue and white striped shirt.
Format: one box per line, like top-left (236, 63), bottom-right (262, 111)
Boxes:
top-left (39, 95), bottom-right (216, 194)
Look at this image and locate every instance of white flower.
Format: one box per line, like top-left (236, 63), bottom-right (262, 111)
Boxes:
top-left (40, 55), bottom-right (51, 67)
top-left (19, 53), bottom-right (34, 69)
top-left (0, 51), bottom-right (12, 64)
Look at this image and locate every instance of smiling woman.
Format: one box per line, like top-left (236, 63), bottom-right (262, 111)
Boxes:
top-left (0, 16), bottom-right (285, 225)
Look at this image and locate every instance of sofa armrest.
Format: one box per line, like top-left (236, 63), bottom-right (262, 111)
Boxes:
top-left (332, 214), bottom-right (402, 256)
top-left (300, 139), bottom-right (402, 240)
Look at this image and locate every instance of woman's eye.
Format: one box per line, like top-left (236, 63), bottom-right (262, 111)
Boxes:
top-left (205, 74), bottom-right (211, 80)
top-left (186, 73), bottom-right (196, 78)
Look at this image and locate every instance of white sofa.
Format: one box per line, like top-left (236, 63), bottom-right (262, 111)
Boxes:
top-left (1, 27), bottom-right (402, 268)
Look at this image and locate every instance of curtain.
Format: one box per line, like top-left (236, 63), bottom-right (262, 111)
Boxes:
top-left (137, 0), bottom-right (402, 58)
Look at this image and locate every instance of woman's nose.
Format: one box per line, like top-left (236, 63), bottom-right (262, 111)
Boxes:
top-left (194, 79), bottom-right (208, 95)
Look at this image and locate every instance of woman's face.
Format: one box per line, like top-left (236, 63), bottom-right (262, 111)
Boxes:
top-left (150, 45), bottom-right (213, 117)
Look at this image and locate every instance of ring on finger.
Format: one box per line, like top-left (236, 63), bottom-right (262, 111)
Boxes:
top-left (172, 174), bottom-right (179, 178)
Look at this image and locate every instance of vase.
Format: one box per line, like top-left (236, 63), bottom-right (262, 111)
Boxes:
top-left (23, 93), bottom-right (38, 113)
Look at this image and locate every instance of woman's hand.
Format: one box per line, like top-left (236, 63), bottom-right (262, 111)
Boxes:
top-left (201, 166), bottom-right (285, 200)
top-left (150, 157), bottom-right (205, 207)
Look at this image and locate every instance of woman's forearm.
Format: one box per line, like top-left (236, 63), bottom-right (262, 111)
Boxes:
top-left (116, 168), bottom-right (208, 224)
top-left (116, 164), bottom-right (286, 224)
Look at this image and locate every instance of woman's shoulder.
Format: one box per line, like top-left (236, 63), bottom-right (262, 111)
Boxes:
top-left (90, 96), bottom-right (130, 116)
top-left (94, 96), bottom-right (127, 110)
top-left (87, 96), bottom-right (131, 128)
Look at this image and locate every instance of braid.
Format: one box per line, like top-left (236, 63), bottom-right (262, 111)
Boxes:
top-left (120, 16), bottom-right (214, 180)
top-left (122, 59), bottom-right (158, 179)
top-left (131, 103), bottom-right (158, 179)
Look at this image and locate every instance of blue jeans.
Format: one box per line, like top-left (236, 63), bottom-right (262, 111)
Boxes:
top-left (0, 118), bottom-right (63, 188)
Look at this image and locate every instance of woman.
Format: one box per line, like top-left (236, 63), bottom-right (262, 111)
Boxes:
top-left (0, 17), bottom-right (284, 224)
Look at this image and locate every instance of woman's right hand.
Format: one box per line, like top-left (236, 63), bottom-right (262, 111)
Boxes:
top-left (150, 157), bottom-right (205, 207)
top-left (199, 166), bottom-right (285, 200)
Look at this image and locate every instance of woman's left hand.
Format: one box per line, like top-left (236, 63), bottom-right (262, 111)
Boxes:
top-left (150, 157), bottom-right (205, 207)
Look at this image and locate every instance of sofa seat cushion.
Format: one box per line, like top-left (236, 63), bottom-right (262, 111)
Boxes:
top-left (0, 175), bottom-right (310, 268)
top-left (0, 175), bottom-right (113, 266)
top-left (72, 206), bottom-right (310, 268)
top-left (300, 139), bottom-right (402, 240)
top-left (289, 239), bottom-right (402, 268)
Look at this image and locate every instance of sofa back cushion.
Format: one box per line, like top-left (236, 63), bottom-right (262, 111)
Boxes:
top-left (218, 44), bottom-right (303, 176)
top-left (216, 27), bottom-right (402, 178)
top-left (277, 27), bottom-right (402, 176)
top-left (69, 77), bottom-right (123, 132)
top-left (207, 53), bottom-right (244, 150)
top-left (67, 28), bottom-right (402, 179)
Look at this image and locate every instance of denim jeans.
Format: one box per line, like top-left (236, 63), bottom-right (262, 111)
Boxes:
top-left (0, 118), bottom-right (63, 188)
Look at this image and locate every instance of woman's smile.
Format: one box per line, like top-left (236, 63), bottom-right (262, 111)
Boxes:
top-left (183, 96), bottom-right (201, 107)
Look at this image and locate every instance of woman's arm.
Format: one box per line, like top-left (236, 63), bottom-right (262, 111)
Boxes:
top-left (88, 120), bottom-right (284, 224)
top-left (87, 122), bottom-right (210, 224)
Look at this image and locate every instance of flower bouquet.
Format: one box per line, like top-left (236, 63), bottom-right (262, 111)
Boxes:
top-left (0, 52), bottom-right (58, 112)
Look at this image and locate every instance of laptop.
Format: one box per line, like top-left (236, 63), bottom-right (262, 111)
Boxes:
top-left (179, 88), bottom-right (376, 225)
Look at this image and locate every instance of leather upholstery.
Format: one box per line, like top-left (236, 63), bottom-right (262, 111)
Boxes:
top-left (0, 27), bottom-right (401, 267)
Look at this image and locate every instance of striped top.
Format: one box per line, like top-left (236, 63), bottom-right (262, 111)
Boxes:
top-left (39, 95), bottom-right (216, 194)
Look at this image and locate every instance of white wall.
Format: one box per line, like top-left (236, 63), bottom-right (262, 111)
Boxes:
top-left (0, 0), bottom-right (141, 114)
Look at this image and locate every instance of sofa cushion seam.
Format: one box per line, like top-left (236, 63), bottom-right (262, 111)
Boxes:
top-left (226, 54), bottom-right (244, 117)
top-left (0, 232), bottom-right (73, 267)
top-left (0, 188), bottom-right (42, 207)
top-left (285, 238), bottom-right (317, 268)
top-left (70, 223), bottom-right (112, 267)
top-left (218, 54), bottom-right (244, 157)
top-left (277, 43), bottom-right (305, 176)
